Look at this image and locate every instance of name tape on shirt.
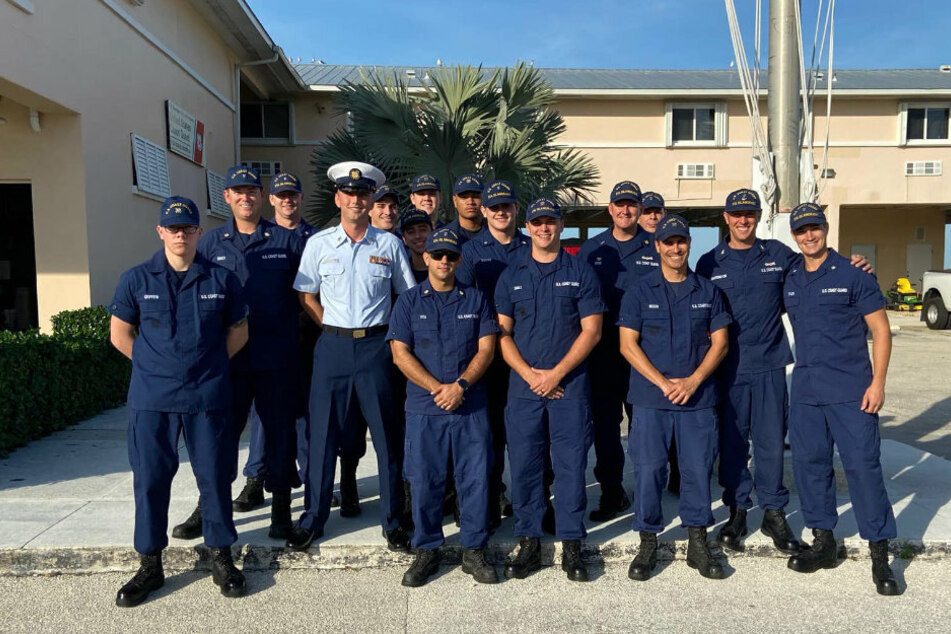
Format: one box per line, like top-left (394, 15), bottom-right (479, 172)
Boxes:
top-left (821, 287), bottom-right (848, 294)
top-left (555, 281), bottom-right (580, 288)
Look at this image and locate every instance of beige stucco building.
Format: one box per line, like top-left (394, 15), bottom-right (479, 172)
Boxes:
top-left (1, 0), bottom-right (949, 331)
top-left (0, 0), bottom-right (300, 330)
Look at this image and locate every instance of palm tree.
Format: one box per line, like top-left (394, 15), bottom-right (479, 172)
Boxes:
top-left (306, 62), bottom-right (600, 227)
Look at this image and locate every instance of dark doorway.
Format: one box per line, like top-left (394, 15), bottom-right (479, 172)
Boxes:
top-left (0, 184), bottom-right (38, 331)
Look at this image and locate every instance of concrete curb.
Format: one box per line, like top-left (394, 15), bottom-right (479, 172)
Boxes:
top-left (2, 538), bottom-right (948, 576)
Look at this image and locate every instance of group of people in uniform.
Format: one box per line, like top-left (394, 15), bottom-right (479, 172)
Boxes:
top-left (108, 158), bottom-right (901, 607)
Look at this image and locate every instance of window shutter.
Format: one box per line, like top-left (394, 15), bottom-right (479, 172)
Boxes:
top-left (131, 133), bottom-right (171, 198)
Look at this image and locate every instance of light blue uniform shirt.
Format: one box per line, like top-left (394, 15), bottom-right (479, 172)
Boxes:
top-left (294, 223), bottom-right (416, 328)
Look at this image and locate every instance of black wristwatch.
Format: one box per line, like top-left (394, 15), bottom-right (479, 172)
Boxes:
top-left (456, 378), bottom-right (470, 392)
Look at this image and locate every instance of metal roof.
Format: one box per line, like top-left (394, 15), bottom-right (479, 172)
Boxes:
top-left (293, 65), bottom-right (951, 94)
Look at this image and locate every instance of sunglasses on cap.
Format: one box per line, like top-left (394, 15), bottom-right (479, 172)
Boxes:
top-left (428, 251), bottom-right (460, 262)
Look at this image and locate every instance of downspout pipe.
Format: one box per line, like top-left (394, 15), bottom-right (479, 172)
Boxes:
top-left (233, 48), bottom-right (281, 165)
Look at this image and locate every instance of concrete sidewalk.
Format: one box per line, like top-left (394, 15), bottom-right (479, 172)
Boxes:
top-left (1, 401), bottom-right (950, 575)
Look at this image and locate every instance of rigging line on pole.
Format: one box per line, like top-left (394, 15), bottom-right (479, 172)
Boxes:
top-left (794, 0), bottom-right (818, 202)
top-left (724, 0), bottom-right (777, 209)
top-left (816, 0), bottom-right (835, 198)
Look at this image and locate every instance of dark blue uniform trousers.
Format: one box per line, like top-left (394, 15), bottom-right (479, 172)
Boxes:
top-left (128, 409), bottom-right (237, 554)
top-left (300, 333), bottom-right (404, 533)
top-left (588, 338), bottom-right (630, 489)
top-left (629, 406), bottom-right (718, 533)
top-left (506, 397), bottom-right (592, 540)
top-left (404, 412), bottom-right (491, 550)
top-left (229, 369), bottom-right (299, 491)
top-left (789, 401), bottom-right (897, 542)
top-left (717, 368), bottom-right (790, 511)
top-left (484, 358), bottom-right (511, 508)
top-left (243, 406), bottom-right (309, 484)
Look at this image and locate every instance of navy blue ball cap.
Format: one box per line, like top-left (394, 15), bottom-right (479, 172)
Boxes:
top-left (159, 196), bottom-right (200, 227)
top-left (482, 180), bottom-right (517, 207)
top-left (725, 188), bottom-right (762, 213)
top-left (641, 191), bottom-right (665, 210)
top-left (411, 174), bottom-right (441, 192)
top-left (270, 171), bottom-right (302, 194)
top-left (610, 181), bottom-right (642, 203)
top-left (789, 202), bottom-right (827, 231)
top-left (654, 214), bottom-right (691, 242)
top-left (426, 227), bottom-right (461, 254)
top-left (525, 197), bottom-right (562, 221)
top-left (400, 208), bottom-right (431, 231)
top-left (373, 184), bottom-right (399, 203)
top-left (453, 174), bottom-right (484, 195)
top-left (327, 161), bottom-right (385, 192)
top-left (226, 165), bottom-right (263, 189)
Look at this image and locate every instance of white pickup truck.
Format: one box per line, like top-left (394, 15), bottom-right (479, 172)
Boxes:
top-left (921, 270), bottom-right (951, 329)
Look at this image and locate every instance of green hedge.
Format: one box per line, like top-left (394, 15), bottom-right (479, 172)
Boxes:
top-left (0, 306), bottom-right (130, 456)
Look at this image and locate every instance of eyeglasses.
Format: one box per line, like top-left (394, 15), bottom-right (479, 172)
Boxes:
top-left (429, 251), bottom-right (460, 262)
top-left (163, 225), bottom-right (199, 235)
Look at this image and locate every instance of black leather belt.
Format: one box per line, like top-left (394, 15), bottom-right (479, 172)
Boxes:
top-left (322, 324), bottom-right (388, 339)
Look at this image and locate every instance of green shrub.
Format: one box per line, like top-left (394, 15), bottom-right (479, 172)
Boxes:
top-left (0, 307), bottom-right (130, 456)
top-left (50, 305), bottom-right (112, 340)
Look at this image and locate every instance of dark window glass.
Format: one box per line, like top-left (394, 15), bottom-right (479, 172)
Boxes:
top-left (241, 103), bottom-right (264, 138)
top-left (696, 108), bottom-right (716, 140)
top-left (672, 108), bottom-right (694, 142)
top-left (263, 104), bottom-right (290, 139)
top-left (926, 108), bottom-right (949, 140)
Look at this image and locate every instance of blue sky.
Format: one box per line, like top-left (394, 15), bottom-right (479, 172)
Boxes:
top-left (247, 0), bottom-right (951, 266)
top-left (246, 1), bottom-right (951, 70)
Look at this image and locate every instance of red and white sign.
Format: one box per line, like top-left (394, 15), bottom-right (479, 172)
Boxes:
top-left (165, 101), bottom-right (205, 166)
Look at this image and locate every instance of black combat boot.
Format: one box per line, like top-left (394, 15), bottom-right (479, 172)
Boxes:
top-left (401, 549), bottom-right (440, 587)
top-left (211, 547), bottom-right (246, 598)
top-left (686, 527), bottom-right (725, 579)
top-left (787, 528), bottom-right (837, 573)
top-left (286, 524), bottom-right (322, 551)
top-left (232, 477), bottom-right (265, 513)
top-left (760, 509), bottom-right (801, 554)
top-left (628, 532), bottom-right (658, 581)
top-left (268, 489), bottom-right (293, 540)
top-left (504, 537), bottom-right (541, 579)
top-left (171, 502), bottom-right (203, 540)
top-left (870, 540), bottom-right (900, 596)
top-left (461, 548), bottom-right (499, 584)
top-left (716, 507), bottom-right (748, 552)
top-left (115, 552), bottom-right (164, 607)
top-left (561, 540), bottom-right (589, 582)
top-left (383, 526), bottom-right (411, 553)
top-left (339, 458), bottom-right (361, 518)
top-left (589, 484), bottom-right (631, 522)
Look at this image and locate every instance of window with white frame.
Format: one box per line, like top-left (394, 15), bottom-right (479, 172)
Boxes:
top-left (901, 103), bottom-right (950, 144)
top-left (131, 133), bottom-right (171, 199)
top-left (241, 160), bottom-right (283, 178)
top-left (666, 103), bottom-right (727, 147)
top-left (240, 102), bottom-right (291, 142)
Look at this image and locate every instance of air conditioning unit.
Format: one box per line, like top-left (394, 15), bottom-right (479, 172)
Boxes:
top-left (905, 160), bottom-right (942, 176)
top-left (677, 163), bottom-right (715, 179)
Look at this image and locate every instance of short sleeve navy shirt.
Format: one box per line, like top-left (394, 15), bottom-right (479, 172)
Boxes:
top-left (783, 249), bottom-right (886, 405)
top-left (618, 268), bottom-right (732, 411)
top-left (495, 249), bottom-right (605, 400)
top-left (387, 281), bottom-right (498, 415)
top-left (109, 250), bottom-right (247, 413)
